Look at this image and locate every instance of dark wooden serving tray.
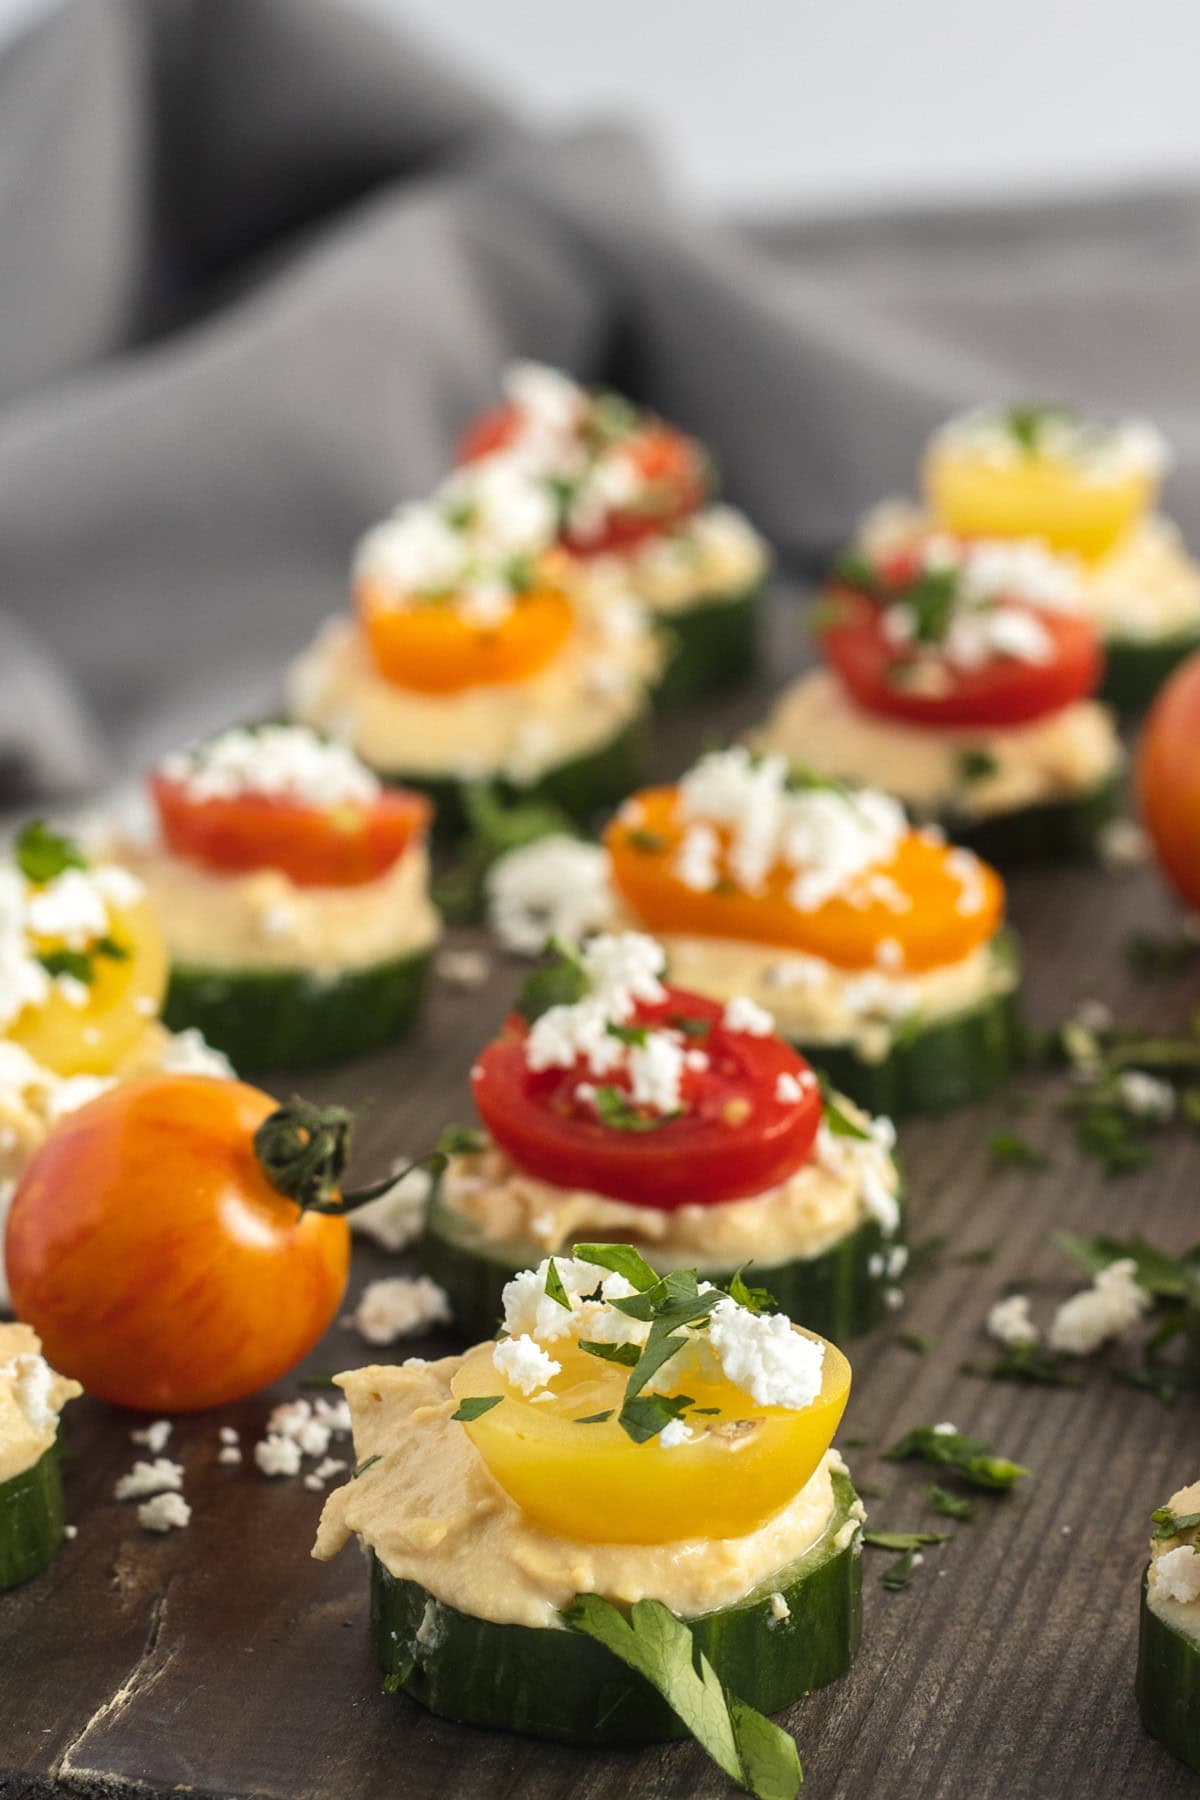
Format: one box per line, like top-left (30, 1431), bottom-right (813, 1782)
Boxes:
top-left (1, 593), bottom-right (1196, 1800)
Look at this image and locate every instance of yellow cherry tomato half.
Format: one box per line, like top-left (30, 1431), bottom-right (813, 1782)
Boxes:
top-left (923, 441), bottom-right (1154, 561)
top-left (451, 1329), bottom-right (851, 1545)
top-left (9, 890), bottom-right (168, 1077)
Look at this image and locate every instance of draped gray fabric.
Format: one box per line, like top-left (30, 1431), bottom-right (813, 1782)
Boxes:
top-left (3, 0), bottom-right (1200, 800)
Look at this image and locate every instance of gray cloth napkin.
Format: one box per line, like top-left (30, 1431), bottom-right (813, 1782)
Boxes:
top-left (4, 0), bottom-right (1200, 802)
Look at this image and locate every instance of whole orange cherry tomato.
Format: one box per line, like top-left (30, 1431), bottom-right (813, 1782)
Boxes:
top-left (4, 1076), bottom-right (361, 1412)
top-left (1138, 649), bottom-right (1200, 913)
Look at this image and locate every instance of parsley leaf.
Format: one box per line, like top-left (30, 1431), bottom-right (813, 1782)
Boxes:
top-left (36, 947), bottom-right (95, 984)
top-left (988, 1130), bottom-right (1051, 1172)
top-left (1055, 1232), bottom-right (1198, 1300)
top-left (1151, 1506), bottom-right (1200, 1541)
top-left (956, 748), bottom-right (999, 785)
top-left (960, 1343), bottom-right (1083, 1388)
top-left (572, 1242), bottom-right (660, 1293)
top-left (13, 819), bottom-right (87, 883)
top-left (618, 1392), bottom-right (696, 1445)
top-left (831, 551), bottom-right (878, 591)
top-left (669, 1013), bottom-right (712, 1039)
top-left (591, 1086), bottom-right (677, 1133)
top-left (728, 1265), bottom-right (777, 1316)
top-left (575, 1409), bottom-right (613, 1425)
top-left (514, 939), bottom-right (587, 1023)
top-left (563, 1594), bottom-right (802, 1799)
top-left (577, 1339), bottom-right (640, 1367)
top-left (437, 1123), bottom-right (488, 1158)
top-left (881, 1548), bottom-right (922, 1591)
top-left (544, 1258), bottom-right (571, 1311)
top-left (624, 828), bottom-right (668, 855)
top-left (606, 1021), bottom-right (650, 1048)
top-left (885, 1425), bottom-right (1029, 1492)
top-left (897, 1329), bottom-right (936, 1355)
top-left (927, 1483), bottom-right (975, 1521)
top-left (1004, 404), bottom-right (1066, 454)
top-left (820, 1080), bottom-right (870, 1140)
top-left (450, 1396), bottom-right (503, 1422)
top-left (863, 1529), bottom-right (951, 1552)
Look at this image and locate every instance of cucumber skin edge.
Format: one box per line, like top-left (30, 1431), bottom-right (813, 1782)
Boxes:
top-left (1137, 1573), bottom-right (1200, 1775)
top-left (370, 1470), bottom-right (863, 1745)
top-left (0, 1443), bottom-right (65, 1591)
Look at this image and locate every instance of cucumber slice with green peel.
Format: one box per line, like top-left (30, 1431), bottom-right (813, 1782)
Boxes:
top-left (376, 711), bottom-right (652, 842)
top-left (422, 1175), bottom-right (905, 1343)
top-left (941, 769), bottom-right (1124, 868)
top-left (1101, 627), bottom-right (1200, 717)
top-left (791, 934), bottom-right (1023, 1118)
top-left (0, 1444), bottom-right (65, 1591)
top-left (654, 577), bottom-right (766, 705)
top-left (163, 944), bottom-right (434, 1072)
top-left (370, 1467), bottom-right (862, 1745)
top-left (1137, 1572), bottom-right (1200, 1775)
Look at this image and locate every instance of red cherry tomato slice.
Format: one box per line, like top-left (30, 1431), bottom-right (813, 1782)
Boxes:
top-left (822, 586), bottom-right (1102, 728)
top-left (150, 775), bottom-right (431, 888)
top-left (456, 402), bottom-right (521, 465)
top-left (471, 985), bottom-right (822, 1210)
top-left (1138, 649), bottom-right (1200, 912)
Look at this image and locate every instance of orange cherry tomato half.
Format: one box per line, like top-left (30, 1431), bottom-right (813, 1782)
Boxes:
top-left (605, 787), bottom-right (1005, 974)
top-left (1138, 649), bottom-right (1200, 913)
top-left (150, 774), bottom-right (430, 888)
top-left (472, 984), bottom-right (822, 1209)
top-left (4, 1076), bottom-right (350, 1412)
top-left (822, 585), bottom-right (1103, 729)
top-left (357, 583), bottom-right (574, 695)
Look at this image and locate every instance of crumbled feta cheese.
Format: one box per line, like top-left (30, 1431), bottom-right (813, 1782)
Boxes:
top-left (131, 1419), bottom-right (173, 1455)
top-left (218, 1446), bottom-right (242, 1466)
top-left (1098, 818), bottom-right (1150, 872)
top-left (160, 724), bottom-right (379, 810)
top-left (500, 1257), bottom-right (640, 1345)
top-left (492, 1333), bottom-right (562, 1396)
top-left (626, 1031), bottom-right (686, 1114)
top-left (114, 1458), bottom-right (184, 1501)
top-left (933, 407), bottom-right (1171, 482)
top-left (349, 1163), bottom-right (433, 1253)
top-left (884, 1286), bottom-right (905, 1311)
top-left (658, 1417), bottom-right (694, 1449)
top-left (775, 1072), bottom-right (804, 1104)
top-left (932, 1421), bottom-right (957, 1436)
top-left (436, 947), bottom-right (491, 989)
top-left (156, 1029), bottom-right (235, 1078)
top-left (486, 836), bottom-right (612, 956)
top-left (707, 1297), bottom-right (825, 1409)
top-left (267, 1399), bottom-right (313, 1440)
top-left (219, 1426), bottom-right (240, 1445)
top-left (314, 1396), bottom-right (352, 1436)
top-left (673, 824), bottom-right (721, 893)
top-left (768, 1592), bottom-right (791, 1622)
top-left (1049, 1258), bottom-right (1149, 1356)
top-left (987, 1294), bottom-right (1039, 1347)
top-left (254, 1434), bottom-right (303, 1478)
top-left (137, 1491), bottom-right (192, 1533)
top-left (1116, 1069), bottom-right (1175, 1122)
top-left (294, 1418), bottom-right (332, 1459)
top-left (1156, 1545), bottom-right (1200, 1605)
top-left (63, 1524), bottom-right (77, 1540)
top-left (354, 1276), bottom-right (452, 1346)
top-left (722, 995), bottom-right (775, 1037)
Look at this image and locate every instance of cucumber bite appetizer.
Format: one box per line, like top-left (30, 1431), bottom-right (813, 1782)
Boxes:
top-left (1136, 1483), bottom-right (1200, 1776)
top-left (118, 725), bottom-right (440, 1071)
top-left (314, 1242), bottom-right (862, 1773)
top-left (0, 1323), bottom-right (80, 1589)
top-left (457, 361), bottom-right (770, 702)
top-left (423, 931), bottom-right (903, 1341)
top-left (878, 403), bottom-right (1200, 713)
top-left (602, 749), bottom-right (1021, 1114)
top-left (757, 533), bottom-right (1123, 862)
top-left (287, 460), bottom-right (661, 831)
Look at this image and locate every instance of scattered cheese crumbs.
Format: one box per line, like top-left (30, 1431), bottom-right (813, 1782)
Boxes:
top-left (114, 1458), bottom-right (185, 1501)
top-left (435, 947), bottom-right (491, 989)
top-left (219, 1426), bottom-right (240, 1444)
top-left (722, 995), bottom-right (775, 1036)
top-left (131, 1420), bottom-right (173, 1455)
top-left (987, 1294), bottom-right (1040, 1348)
top-left (295, 1418), bottom-right (332, 1458)
top-left (707, 1297), bottom-right (825, 1409)
top-left (137, 1492), bottom-right (191, 1534)
top-left (884, 1286), bottom-right (905, 1312)
top-left (1049, 1258), bottom-right (1150, 1356)
top-left (314, 1396), bottom-right (353, 1437)
top-left (1098, 818), bottom-right (1150, 872)
top-left (486, 836), bottom-right (613, 955)
top-left (493, 1333), bottom-right (562, 1396)
top-left (349, 1164), bottom-right (433, 1254)
top-left (156, 1029), bottom-right (235, 1079)
top-left (775, 1072), bottom-right (804, 1104)
top-left (160, 724), bottom-right (379, 809)
top-left (658, 1417), bottom-right (694, 1449)
top-left (932, 1421), bottom-right (957, 1436)
top-left (501, 1256), bottom-right (640, 1344)
top-left (354, 1275), bottom-right (452, 1345)
top-left (1116, 1069), bottom-right (1175, 1122)
top-left (1156, 1546), bottom-right (1200, 1605)
top-left (768, 1592), bottom-right (791, 1623)
top-left (218, 1446), bottom-right (242, 1466)
top-left (8, 1354), bottom-right (56, 1434)
top-left (64, 1524), bottom-right (77, 1540)
top-left (254, 1434), bottom-right (304, 1478)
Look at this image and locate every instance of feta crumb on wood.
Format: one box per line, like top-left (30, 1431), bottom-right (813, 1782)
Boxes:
top-left (354, 1275), bottom-right (452, 1345)
top-left (1049, 1258), bottom-right (1149, 1355)
top-left (137, 1491), bottom-right (192, 1534)
top-left (114, 1458), bottom-right (184, 1501)
top-left (987, 1294), bottom-right (1039, 1347)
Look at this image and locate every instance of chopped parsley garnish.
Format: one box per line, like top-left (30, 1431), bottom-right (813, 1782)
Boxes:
top-left (433, 783), bottom-right (574, 922)
top-left (606, 1021), bottom-right (650, 1048)
top-left (669, 1013), bottom-right (713, 1038)
top-left (35, 947), bottom-right (96, 984)
top-left (437, 1123), bottom-right (488, 1158)
top-left (955, 1241), bottom-right (997, 1266)
top-left (1003, 404), bottom-right (1067, 454)
top-left (564, 1594), bottom-right (802, 1799)
top-left (575, 1410), bottom-right (614, 1425)
top-left (577, 1340), bottom-right (640, 1367)
top-left (956, 748), bottom-right (999, 785)
top-left (727, 1266), bottom-right (776, 1316)
top-left (352, 1455), bottom-right (382, 1479)
top-left (13, 819), bottom-right (87, 883)
top-left (591, 1086), bottom-right (678, 1133)
top-left (819, 1080), bottom-right (871, 1141)
top-left (450, 1396), bottom-right (503, 1423)
top-left (988, 1130), bottom-right (1052, 1172)
top-left (897, 1330), bottom-right (936, 1355)
top-left (544, 1258), bottom-right (572, 1311)
top-left (831, 550), bottom-right (878, 592)
top-left (1151, 1506), bottom-right (1200, 1542)
top-left (1122, 929), bottom-right (1200, 979)
top-left (573, 1242), bottom-right (659, 1292)
top-left (625, 828), bottom-right (668, 854)
top-left (862, 1530), bottom-right (952, 1593)
top-left (885, 1425), bottom-right (1029, 1492)
top-left (618, 1393), bottom-right (696, 1445)
top-left (514, 939), bottom-right (587, 1023)
top-left (960, 1344), bottom-right (1083, 1388)
top-left (927, 1484), bottom-right (975, 1521)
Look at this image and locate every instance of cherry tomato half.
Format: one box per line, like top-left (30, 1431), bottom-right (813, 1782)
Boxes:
top-left (471, 985), bottom-right (822, 1210)
top-left (1138, 649), bottom-right (1200, 913)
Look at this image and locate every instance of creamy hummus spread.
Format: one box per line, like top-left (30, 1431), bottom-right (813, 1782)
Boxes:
top-left (440, 1129), bottom-right (899, 1268)
top-left (286, 604), bottom-right (661, 782)
top-left (314, 1354), bottom-right (851, 1628)
top-left (577, 505), bottom-right (769, 617)
top-left (1147, 1480), bottom-right (1200, 1647)
top-left (751, 668), bottom-right (1121, 821)
top-left (115, 842), bottom-right (440, 974)
top-left (0, 1323), bottom-right (80, 1484)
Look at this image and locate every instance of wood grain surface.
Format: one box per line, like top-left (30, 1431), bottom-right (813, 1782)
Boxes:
top-left (1, 594), bottom-right (1197, 1800)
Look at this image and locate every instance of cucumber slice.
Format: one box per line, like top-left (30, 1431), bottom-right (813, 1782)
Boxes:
top-left (370, 1467), bottom-right (862, 1745)
top-left (791, 934), bottom-right (1023, 1117)
top-left (1101, 627), bottom-right (1200, 717)
top-left (0, 1444), bottom-right (65, 1591)
top-left (942, 769), bottom-right (1123, 868)
top-left (377, 712), bottom-right (651, 842)
top-left (162, 944), bottom-right (433, 1072)
top-left (1137, 1572), bottom-right (1200, 1775)
top-left (422, 1175), bottom-right (904, 1343)
top-left (654, 578), bottom-right (766, 705)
